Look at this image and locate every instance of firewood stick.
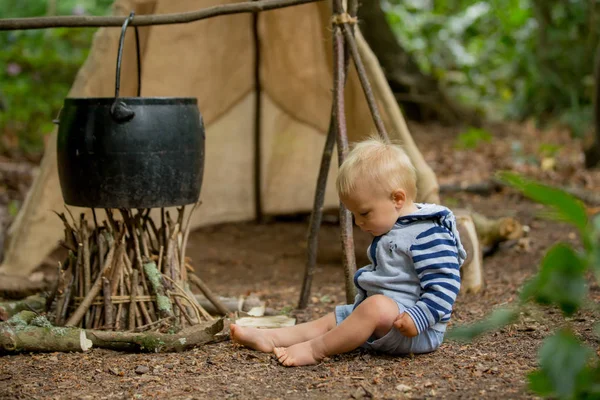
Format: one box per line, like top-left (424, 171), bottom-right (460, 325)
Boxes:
top-left (91, 208), bottom-right (100, 243)
top-left (147, 216), bottom-right (160, 251)
top-left (471, 212), bottom-right (524, 248)
top-left (104, 209), bottom-right (118, 234)
top-left (188, 273), bottom-right (229, 316)
top-left (163, 275), bottom-right (207, 322)
top-left (180, 202), bottom-right (200, 285)
top-left (137, 293), bottom-right (153, 326)
top-left (172, 238), bottom-right (181, 282)
top-left (58, 270), bottom-right (75, 326)
top-left (66, 233), bottom-right (121, 327)
top-left (53, 256), bottom-right (71, 324)
top-left (82, 226), bottom-right (91, 298)
top-left (157, 245), bottom-right (164, 275)
top-left (124, 251), bottom-right (156, 321)
top-left (129, 270), bottom-right (138, 331)
top-left (109, 242), bottom-right (126, 295)
top-left (45, 263), bottom-right (62, 314)
top-left (166, 225), bottom-right (180, 283)
top-left (135, 316), bottom-right (174, 332)
top-left (173, 296), bottom-right (193, 326)
top-left (114, 274), bottom-right (124, 331)
top-left (93, 307), bottom-right (103, 329)
top-left (124, 212), bottom-right (157, 321)
top-left (76, 243), bottom-right (83, 298)
top-left (141, 230), bottom-right (150, 258)
top-left (102, 277), bottom-right (113, 329)
top-left (98, 232), bottom-right (106, 276)
top-left (135, 298), bottom-right (144, 329)
top-left (123, 251), bottom-right (133, 274)
top-left (143, 260), bottom-right (173, 319)
top-left (161, 208), bottom-right (167, 249)
top-left (54, 211), bottom-right (78, 255)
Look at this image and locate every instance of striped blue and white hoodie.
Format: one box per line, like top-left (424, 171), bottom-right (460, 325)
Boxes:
top-left (353, 203), bottom-right (467, 333)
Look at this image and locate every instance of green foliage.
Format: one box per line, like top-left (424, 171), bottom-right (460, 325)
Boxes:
top-left (448, 172), bottom-right (600, 399)
top-left (384, 0), bottom-right (599, 135)
top-left (529, 330), bottom-right (598, 399)
top-left (0, 0), bottom-right (113, 155)
top-left (497, 171), bottom-right (588, 235)
top-left (520, 244), bottom-right (587, 316)
top-left (454, 127), bottom-right (493, 149)
top-left (448, 307), bottom-right (519, 342)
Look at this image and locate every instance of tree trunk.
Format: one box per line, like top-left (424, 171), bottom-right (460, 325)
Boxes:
top-left (358, 0), bottom-right (478, 125)
top-left (585, 42), bottom-right (600, 168)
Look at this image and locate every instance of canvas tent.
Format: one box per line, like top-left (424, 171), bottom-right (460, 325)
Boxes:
top-left (0, 0), bottom-right (441, 277)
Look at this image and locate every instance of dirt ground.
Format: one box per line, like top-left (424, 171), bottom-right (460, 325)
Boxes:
top-left (1, 121), bottom-right (599, 399)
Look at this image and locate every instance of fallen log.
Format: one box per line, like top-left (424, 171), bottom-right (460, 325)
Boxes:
top-left (86, 317), bottom-right (225, 352)
top-left (471, 212), bottom-right (524, 251)
top-left (0, 310), bottom-right (225, 354)
top-left (0, 294), bottom-right (47, 321)
top-left (0, 311), bottom-right (92, 354)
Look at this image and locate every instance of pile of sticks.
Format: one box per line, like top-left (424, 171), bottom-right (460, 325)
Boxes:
top-left (47, 204), bottom-right (212, 332)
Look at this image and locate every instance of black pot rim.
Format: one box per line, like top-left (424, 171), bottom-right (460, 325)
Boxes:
top-left (63, 97), bottom-right (198, 105)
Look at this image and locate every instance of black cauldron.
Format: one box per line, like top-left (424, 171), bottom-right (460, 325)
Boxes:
top-left (56, 12), bottom-right (204, 209)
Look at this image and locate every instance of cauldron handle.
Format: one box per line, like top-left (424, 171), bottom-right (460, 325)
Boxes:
top-left (110, 11), bottom-right (142, 122)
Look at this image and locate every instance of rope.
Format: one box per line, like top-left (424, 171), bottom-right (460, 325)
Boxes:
top-left (331, 13), bottom-right (358, 25)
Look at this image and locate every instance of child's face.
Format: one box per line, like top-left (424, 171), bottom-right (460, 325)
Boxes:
top-left (341, 184), bottom-right (406, 237)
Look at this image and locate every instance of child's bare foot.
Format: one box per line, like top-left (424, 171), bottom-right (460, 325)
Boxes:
top-left (230, 324), bottom-right (276, 353)
top-left (273, 342), bottom-right (323, 367)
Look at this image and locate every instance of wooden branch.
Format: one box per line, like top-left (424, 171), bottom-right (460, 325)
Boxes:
top-left (298, 4), bottom-right (359, 309)
top-left (331, 0), bottom-right (357, 305)
top-left (65, 233), bottom-right (122, 327)
top-left (189, 273), bottom-right (230, 315)
top-left (340, 21), bottom-right (389, 142)
top-left (85, 318), bottom-right (225, 352)
top-left (0, 0), bottom-right (322, 30)
top-left (1, 311), bottom-right (92, 354)
top-left (471, 212), bottom-right (524, 248)
top-left (0, 295), bottom-right (47, 321)
top-left (143, 261), bottom-right (173, 319)
top-left (102, 277), bottom-right (114, 329)
top-left (0, 311), bottom-right (224, 354)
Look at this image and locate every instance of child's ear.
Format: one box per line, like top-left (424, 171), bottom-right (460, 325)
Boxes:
top-left (391, 189), bottom-right (407, 208)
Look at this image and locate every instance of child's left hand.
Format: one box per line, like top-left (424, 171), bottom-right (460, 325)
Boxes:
top-left (394, 313), bottom-right (418, 337)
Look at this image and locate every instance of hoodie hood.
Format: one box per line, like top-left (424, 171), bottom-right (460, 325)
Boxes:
top-left (397, 203), bottom-right (467, 267)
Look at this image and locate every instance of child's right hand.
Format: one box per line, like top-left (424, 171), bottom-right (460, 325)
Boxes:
top-left (394, 313), bottom-right (418, 337)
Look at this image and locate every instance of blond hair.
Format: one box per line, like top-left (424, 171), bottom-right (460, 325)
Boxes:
top-left (336, 135), bottom-right (417, 200)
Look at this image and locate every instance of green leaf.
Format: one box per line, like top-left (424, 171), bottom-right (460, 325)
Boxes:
top-left (529, 329), bottom-right (594, 399)
top-left (497, 172), bottom-right (588, 234)
top-left (455, 127), bottom-right (493, 149)
top-left (528, 370), bottom-right (555, 397)
top-left (447, 307), bottom-right (518, 342)
top-left (521, 243), bottom-right (587, 315)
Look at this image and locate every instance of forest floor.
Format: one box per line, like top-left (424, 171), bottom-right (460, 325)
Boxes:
top-left (1, 121), bottom-right (600, 399)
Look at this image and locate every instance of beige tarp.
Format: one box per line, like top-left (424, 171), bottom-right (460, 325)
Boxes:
top-left (0, 0), bottom-right (439, 276)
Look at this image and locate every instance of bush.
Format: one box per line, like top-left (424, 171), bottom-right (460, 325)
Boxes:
top-left (384, 0), bottom-right (600, 136)
top-left (449, 171), bottom-right (600, 399)
top-left (0, 0), bottom-right (113, 156)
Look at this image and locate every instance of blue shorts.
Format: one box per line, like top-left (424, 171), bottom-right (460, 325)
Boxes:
top-left (334, 303), bottom-right (445, 356)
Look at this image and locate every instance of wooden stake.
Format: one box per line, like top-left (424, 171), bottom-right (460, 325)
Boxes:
top-left (102, 277), bottom-right (113, 329)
